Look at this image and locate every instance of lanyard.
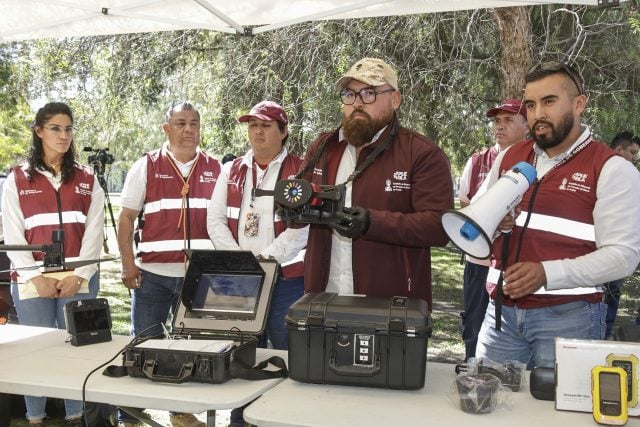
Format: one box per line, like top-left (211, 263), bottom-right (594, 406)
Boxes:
top-left (532, 135), bottom-right (592, 177)
top-left (295, 113), bottom-right (399, 186)
top-left (250, 160), bottom-right (269, 208)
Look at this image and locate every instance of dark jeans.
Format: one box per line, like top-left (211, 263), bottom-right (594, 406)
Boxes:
top-left (604, 278), bottom-right (624, 339)
top-left (257, 276), bottom-right (304, 350)
top-left (460, 261), bottom-right (489, 361)
top-left (230, 275), bottom-right (304, 425)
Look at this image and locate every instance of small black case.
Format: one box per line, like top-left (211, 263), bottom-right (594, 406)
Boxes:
top-left (286, 292), bottom-right (431, 389)
top-left (64, 297), bottom-right (112, 346)
top-left (530, 367), bottom-right (555, 401)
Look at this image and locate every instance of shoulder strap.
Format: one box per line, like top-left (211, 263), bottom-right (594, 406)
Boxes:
top-left (103, 347), bottom-right (288, 382)
top-left (296, 114), bottom-right (399, 185)
top-left (230, 355), bottom-right (288, 380)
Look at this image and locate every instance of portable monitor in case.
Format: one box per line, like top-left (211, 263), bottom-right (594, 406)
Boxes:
top-left (178, 249), bottom-right (268, 326)
top-left (123, 250), bottom-right (279, 384)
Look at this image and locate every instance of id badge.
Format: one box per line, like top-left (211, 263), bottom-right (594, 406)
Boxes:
top-left (244, 212), bottom-right (260, 237)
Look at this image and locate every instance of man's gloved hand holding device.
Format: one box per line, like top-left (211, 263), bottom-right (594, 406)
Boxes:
top-left (330, 206), bottom-right (370, 238)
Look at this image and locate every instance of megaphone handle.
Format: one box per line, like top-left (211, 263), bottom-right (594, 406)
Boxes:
top-left (494, 232), bottom-right (513, 332)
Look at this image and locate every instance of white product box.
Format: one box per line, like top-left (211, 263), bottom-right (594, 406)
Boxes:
top-left (555, 338), bottom-right (640, 416)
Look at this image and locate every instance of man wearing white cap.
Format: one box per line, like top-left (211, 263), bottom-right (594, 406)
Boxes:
top-left (298, 57), bottom-right (454, 308)
top-left (458, 99), bottom-right (528, 361)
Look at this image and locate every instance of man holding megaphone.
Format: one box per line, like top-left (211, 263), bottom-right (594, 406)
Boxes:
top-left (473, 62), bottom-right (640, 370)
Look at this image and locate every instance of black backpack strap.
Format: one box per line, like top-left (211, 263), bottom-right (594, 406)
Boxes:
top-left (494, 232), bottom-right (511, 331)
top-left (230, 355), bottom-right (288, 380)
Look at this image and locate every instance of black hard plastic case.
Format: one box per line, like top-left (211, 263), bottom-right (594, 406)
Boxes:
top-left (286, 292), bottom-right (431, 389)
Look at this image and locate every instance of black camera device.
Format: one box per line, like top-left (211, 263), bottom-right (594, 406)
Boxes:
top-left (84, 146), bottom-right (115, 166)
top-left (477, 360), bottom-right (522, 391)
top-left (64, 298), bottom-right (112, 346)
top-left (456, 359), bottom-right (523, 392)
top-left (274, 179), bottom-right (345, 225)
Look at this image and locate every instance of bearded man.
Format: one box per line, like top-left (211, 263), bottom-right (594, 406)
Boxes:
top-left (299, 57), bottom-right (454, 306)
top-left (475, 61), bottom-right (640, 369)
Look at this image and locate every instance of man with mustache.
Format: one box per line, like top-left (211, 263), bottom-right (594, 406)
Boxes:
top-left (118, 101), bottom-right (219, 427)
top-left (458, 99), bottom-right (528, 361)
top-left (474, 62), bottom-right (640, 369)
top-left (299, 57), bottom-right (454, 307)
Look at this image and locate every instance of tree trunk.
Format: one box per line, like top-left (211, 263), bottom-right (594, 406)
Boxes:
top-left (491, 7), bottom-right (533, 99)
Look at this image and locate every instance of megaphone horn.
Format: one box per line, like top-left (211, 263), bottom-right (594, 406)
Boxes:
top-left (441, 161), bottom-right (537, 259)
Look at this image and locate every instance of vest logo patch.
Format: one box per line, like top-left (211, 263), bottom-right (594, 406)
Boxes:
top-left (19, 189), bottom-right (42, 196)
top-left (384, 171), bottom-right (410, 192)
top-left (558, 173), bottom-right (591, 193)
top-left (154, 173), bottom-right (174, 179)
top-left (75, 183), bottom-right (92, 196)
top-left (313, 167), bottom-right (323, 176)
top-left (199, 173), bottom-right (216, 183)
top-left (572, 172), bottom-right (588, 182)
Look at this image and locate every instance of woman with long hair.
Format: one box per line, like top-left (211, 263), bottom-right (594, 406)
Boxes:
top-left (2, 102), bottom-right (104, 426)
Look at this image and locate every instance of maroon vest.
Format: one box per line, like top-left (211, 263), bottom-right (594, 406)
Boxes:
top-left (226, 154), bottom-right (304, 278)
top-left (138, 149), bottom-right (220, 263)
top-left (489, 138), bottom-right (614, 307)
top-left (14, 165), bottom-right (93, 262)
top-left (467, 146), bottom-right (498, 200)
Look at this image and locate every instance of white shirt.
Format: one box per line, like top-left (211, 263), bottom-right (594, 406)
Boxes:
top-left (120, 145), bottom-right (202, 277)
top-left (2, 165), bottom-right (105, 282)
top-left (478, 126), bottom-right (640, 290)
top-left (326, 126), bottom-right (386, 294)
top-left (458, 144), bottom-right (501, 206)
top-left (207, 148), bottom-right (308, 265)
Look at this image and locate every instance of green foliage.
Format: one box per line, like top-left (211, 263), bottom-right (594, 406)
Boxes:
top-left (0, 105), bottom-right (30, 170)
top-left (0, 4), bottom-right (639, 175)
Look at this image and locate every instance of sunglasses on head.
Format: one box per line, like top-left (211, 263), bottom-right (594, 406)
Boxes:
top-left (528, 61), bottom-right (584, 96)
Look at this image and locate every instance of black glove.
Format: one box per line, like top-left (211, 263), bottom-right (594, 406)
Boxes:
top-left (330, 206), bottom-right (370, 238)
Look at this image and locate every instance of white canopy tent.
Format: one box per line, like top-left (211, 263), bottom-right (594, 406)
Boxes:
top-left (0, 0), bottom-right (622, 42)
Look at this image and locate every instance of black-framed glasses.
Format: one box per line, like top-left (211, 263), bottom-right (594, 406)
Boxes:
top-left (528, 61), bottom-right (585, 96)
top-left (43, 125), bottom-right (75, 136)
top-left (340, 87), bottom-right (395, 105)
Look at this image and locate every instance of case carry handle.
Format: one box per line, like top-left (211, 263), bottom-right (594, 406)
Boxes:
top-left (328, 354), bottom-right (381, 377)
top-left (141, 359), bottom-right (194, 384)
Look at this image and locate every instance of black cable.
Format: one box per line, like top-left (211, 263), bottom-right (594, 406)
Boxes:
top-left (79, 323), bottom-right (163, 427)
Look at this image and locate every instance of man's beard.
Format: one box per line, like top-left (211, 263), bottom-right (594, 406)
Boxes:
top-left (532, 113), bottom-right (574, 150)
top-left (342, 109), bottom-right (393, 147)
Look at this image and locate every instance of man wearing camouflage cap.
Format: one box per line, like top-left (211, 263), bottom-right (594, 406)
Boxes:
top-left (298, 57), bottom-right (454, 307)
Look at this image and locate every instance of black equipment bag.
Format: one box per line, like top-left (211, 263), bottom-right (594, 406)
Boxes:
top-left (286, 292), bottom-right (431, 390)
top-left (120, 250), bottom-right (286, 384)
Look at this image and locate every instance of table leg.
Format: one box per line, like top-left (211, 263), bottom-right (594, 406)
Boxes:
top-left (206, 409), bottom-right (216, 427)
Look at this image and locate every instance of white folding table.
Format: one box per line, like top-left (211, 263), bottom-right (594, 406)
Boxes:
top-left (0, 324), bottom-right (285, 426)
top-left (244, 359), bottom-right (627, 426)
